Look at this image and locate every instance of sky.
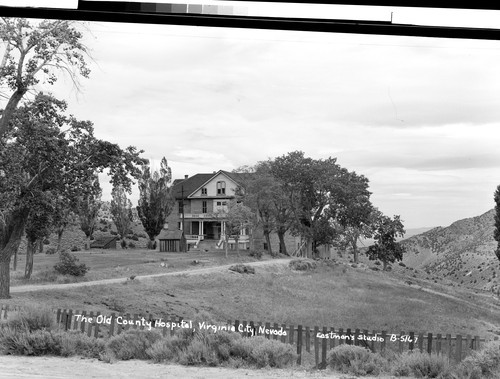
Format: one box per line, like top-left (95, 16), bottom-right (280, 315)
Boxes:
top-left (3, 4), bottom-right (500, 229)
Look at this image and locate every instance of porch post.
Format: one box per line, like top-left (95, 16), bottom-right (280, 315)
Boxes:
top-left (200, 221), bottom-right (204, 238)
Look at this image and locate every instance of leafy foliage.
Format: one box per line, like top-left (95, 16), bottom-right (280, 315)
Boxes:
top-left (110, 185), bottom-right (133, 241)
top-left (366, 215), bottom-right (406, 270)
top-left (136, 157), bottom-right (174, 248)
top-left (53, 251), bottom-right (88, 277)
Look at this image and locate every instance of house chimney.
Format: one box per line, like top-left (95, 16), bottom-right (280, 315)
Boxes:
top-left (184, 174), bottom-right (188, 179)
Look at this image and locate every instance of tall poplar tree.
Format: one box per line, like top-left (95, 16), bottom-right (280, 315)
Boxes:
top-left (137, 157), bottom-right (174, 249)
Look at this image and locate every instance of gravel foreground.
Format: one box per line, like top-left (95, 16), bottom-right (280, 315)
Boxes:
top-left (0, 356), bottom-right (400, 379)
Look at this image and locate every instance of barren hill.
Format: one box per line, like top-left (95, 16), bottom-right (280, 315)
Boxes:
top-left (399, 209), bottom-right (500, 293)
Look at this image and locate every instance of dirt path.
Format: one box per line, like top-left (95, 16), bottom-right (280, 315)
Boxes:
top-left (0, 356), bottom-right (398, 379)
top-left (10, 258), bottom-right (293, 293)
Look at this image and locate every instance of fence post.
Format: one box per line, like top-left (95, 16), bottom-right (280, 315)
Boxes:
top-left (418, 333), bottom-right (424, 353)
top-left (94, 312), bottom-right (100, 338)
top-left (465, 335), bottom-right (471, 357)
top-left (306, 326), bottom-right (311, 353)
top-left (87, 311), bottom-right (94, 337)
top-left (338, 328), bottom-right (344, 345)
top-left (409, 331), bottom-right (415, 351)
top-left (447, 334), bottom-right (452, 362)
top-left (273, 323), bottom-right (279, 340)
top-left (265, 322), bottom-right (271, 339)
top-left (297, 325), bottom-right (303, 365)
top-left (346, 329), bottom-right (352, 345)
top-left (456, 335), bottom-right (462, 362)
top-left (474, 336), bottom-right (480, 350)
top-left (281, 323), bottom-right (287, 343)
top-left (80, 310), bottom-right (87, 333)
top-left (354, 329), bottom-right (359, 346)
top-left (314, 326), bottom-right (319, 368)
top-left (289, 324), bottom-right (294, 345)
top-left (332, 327), bottom-right (337, 350)
top-left (399, 331), bottom-right (404, 353)
top-left (436, 333), bottom-right (442, 356)
top-left (321, 326), bottom-right (327, 367)
top-left (427, 333), bottom-right (433, 355)
top-left (109, 313), bottom-right (116, 337)
top-left (381, 331), bottom-right (387, 352)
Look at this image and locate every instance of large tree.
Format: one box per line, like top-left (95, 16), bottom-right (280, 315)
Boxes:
top-left (137, 157), bottom-right (174, 249)
top-left (77, 176), bottom-right (102, 250)
top-left (270, 151), bottom-right (345, 257)
top-left (329, 171), bottom-right (375, 264)
top-left (0, 93), bottom-right (145, 298)
top-left (111, 185), bottom-right (133, 248)
top-left (0, 18), bottom-right (90, 140)
top-left (494, 185), bottom-right (500, 261)
top-left (366, 215), bottom-right (406, 271)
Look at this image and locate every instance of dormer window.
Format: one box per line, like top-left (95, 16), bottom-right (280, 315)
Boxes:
top-left (201, 187), bottom-right (207, 196)
top-left (216, 181), bottom-right (226, 195)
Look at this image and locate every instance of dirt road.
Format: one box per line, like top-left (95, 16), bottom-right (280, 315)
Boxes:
top-left (0, 356), bottom-right (397, 379)
top-left (10, 258), bottom-right (293, 293)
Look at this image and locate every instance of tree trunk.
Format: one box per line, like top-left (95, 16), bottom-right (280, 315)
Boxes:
top-left (13, 248), bottom-right (17, 271)
top-left (37, 239), bottom-right (43, 254)
top-left (352, 242), bottom-right (359, 264)
top-left (235, 236), bottom-right (240, 257)
top-left (264, 230), bottom-right (273, 257)
top-left (277, 230), bottom-right (288, 255)
top-left (57, 228), bottom-right (64, 252)
top-left (0, 88), bottom-right (27, 140)
top-left (224, 235), bottom-right (229, 258)
top-left (383, 261), bottom-right (388, 271)
top-left (25, 239), bottom-right (35, 279)
top-left (0, 208), bottom-right (29, 298)
top-left (85, 235), bottom-right (91, 250)
top-left (0, 258), bottom-right (11, 299)
top-left (147, 239), bottom-right (155, 249)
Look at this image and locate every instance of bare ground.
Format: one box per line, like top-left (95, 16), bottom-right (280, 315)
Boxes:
top-left (0, 356), bottom-right (399, 379)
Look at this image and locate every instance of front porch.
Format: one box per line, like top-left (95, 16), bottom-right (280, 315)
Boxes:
top-left (182, 220), bottom-right (250, 251)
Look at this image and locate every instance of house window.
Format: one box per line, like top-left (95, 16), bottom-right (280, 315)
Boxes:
top-left (201, 187), bottom-right (207, 196)
top-left (216, 181), bottom-right (226, 195)
top-left (178, 201), bottom-right (184, 214)
top-left (202, 201), bottom-right (207, 213)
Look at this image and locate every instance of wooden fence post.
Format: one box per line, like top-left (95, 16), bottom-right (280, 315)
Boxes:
top-left (381, 331), bottom-right (387, 352)
top-left (265, 322), bottom-right (271, 339)
top-left (281, 323), bottom-right (287, 343)
top-left (87, 311), bottom-right (94, 337)
top-left (436, 333), bottom-right (442, 356)
top-left (427, 333), bottom-right (433, 355)
top-left (273, 323), bottom-right (279, 341)
top-left (418, 333), bottom-right (424, 353)
top-left (297, 325), bottom-right (303, 365)
top-left (338, 328), bottom-right (344, 345)
top-left (455, 335), bottom-right (462, 362)
top-left (306, 326), bottom-right (311, 353)
top-left (321, 326), bottom-right (327, 367)
top-left (399, 331), bottom-right (404, 353)
top-left (447, 334), bottom-right (452, 362)
top-left (289, 325), bottom-right (294, 345)
top-left (314, 326), bottom-right (319, 368)
top-left (94, 312), bottom-right (100, 338)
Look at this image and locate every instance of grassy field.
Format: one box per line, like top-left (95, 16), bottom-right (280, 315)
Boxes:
top-left (3, 250), bottom-right (500, 341)
top-left (10, 248), bottom-right (258, 286)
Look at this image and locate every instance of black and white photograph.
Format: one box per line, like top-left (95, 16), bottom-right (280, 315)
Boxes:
top-left (0, 1), bottom-right (500, 378)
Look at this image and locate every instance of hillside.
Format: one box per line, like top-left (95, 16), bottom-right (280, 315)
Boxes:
top-left (398, 209), bottom-right (500, 293)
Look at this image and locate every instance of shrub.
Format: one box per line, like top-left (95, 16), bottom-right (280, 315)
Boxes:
top-left (4, 306), bottom-right (54, 332)
top-left (105, 329), bottom-right (163, 360)
top-left (249, 250), bottom-right (263, 259)
top-left (248, 337), bottom-right (297, 368)
top-left (327, 344), bottom-right (387, 376)
top-left (55, 330), bottom-right (106, 359)
top-left (120, 239), bottom-right (127, 249)
top-left (45, 247), bottom-right (57, 255)
top-left (54, 251), bottom-right (89, 277)
top-left (128, 242), bottom-right (136, 249)
top-left (392, 351), bottom-right (448, 378)
top-left (289, 259), bottom-right (317, 271)
top-left (130, 234), bottom-right (139, 241)
top-left (70, 246), bottom-right (80, 252)
top-left (229, 264), bottom-right (255, 274)
top-left (0, 328), bottom-right (60, 355)
top-left (442, 341), bottom-right (500, 379)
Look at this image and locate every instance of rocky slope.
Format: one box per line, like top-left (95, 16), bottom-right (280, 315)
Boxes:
top-left (399, 209), bottom-right (500, 293)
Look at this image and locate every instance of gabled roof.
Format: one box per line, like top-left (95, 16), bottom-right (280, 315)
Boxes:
top-left (158, 229), bottom-right (185, 240)
top-left (171, 170), bottom-right (251, 199)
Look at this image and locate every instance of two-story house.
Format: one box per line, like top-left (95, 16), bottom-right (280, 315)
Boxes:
top-left (165, 170), bottom-right (251, 250)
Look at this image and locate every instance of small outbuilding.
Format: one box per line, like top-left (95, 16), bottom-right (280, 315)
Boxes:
top-left (158, 229), bottom-right (186, 252)
top-left (90, 236), bottom-right (118, 249)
